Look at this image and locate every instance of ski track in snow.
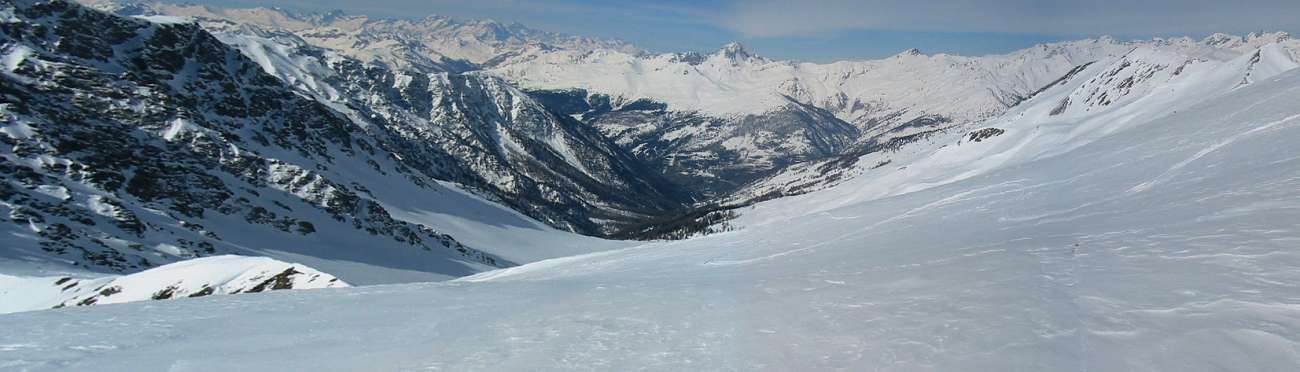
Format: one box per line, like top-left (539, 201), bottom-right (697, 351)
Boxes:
top-left (1130, 109), bottom-right (1300, 193)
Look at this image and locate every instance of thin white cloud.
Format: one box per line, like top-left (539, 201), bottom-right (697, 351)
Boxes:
top-left (720, 0), bottom-right (1300, 37)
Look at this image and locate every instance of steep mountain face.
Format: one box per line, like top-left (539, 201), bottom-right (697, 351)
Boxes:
top-left (528, 89), bottom-right (859, 198)
top-left (202, 26), bottom-right (690, 234)
top-left (0, 255), bottom-right (346, 314)
top-left (0, 0), bottom-right (514, 283)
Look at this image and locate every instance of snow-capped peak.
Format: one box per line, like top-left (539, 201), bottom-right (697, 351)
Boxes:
top-left (895, 48), bottom-right (924, 57)
top-left (716, 41), bottom-right (753, 60)
top-left (1248, 30), bottom-right (1292, 43)
top-left (1203, 32), bottom-right (1241, 46)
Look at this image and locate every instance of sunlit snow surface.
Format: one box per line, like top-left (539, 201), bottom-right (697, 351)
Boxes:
top-left (0, 256), bottom-right (346, 314)
top-left (3, 57), bottom-right (1300, 372)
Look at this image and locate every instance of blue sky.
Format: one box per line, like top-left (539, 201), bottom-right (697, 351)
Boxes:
top-left (198, 0), bottom-right (1300, 62)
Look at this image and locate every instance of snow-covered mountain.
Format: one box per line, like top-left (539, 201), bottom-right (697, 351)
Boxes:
top-left (729, 34), bottom-right (1300, 207)
top-left (117, 1), bottom-right (1300, 203)
top-left (202, 25), bottom-right (690, 235)
top-left (0, 0), bottom-right (627, 285)
top-left (492, 34), bottom-right (1298, 125)
top-left (0, 255), bottom-right (346, 314)
top-left (528, 88), bottom-right (861, 198)
top-left (85, 0), bottom-right (1300, 211)
top-left (90, 1), bottom-right (874, 197)
top-left (4, 45), bottom-right (1300, 370)
top-left (490, 35), bottom-right (1298, 201)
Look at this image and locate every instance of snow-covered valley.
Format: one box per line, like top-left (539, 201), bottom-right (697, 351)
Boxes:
top-left (3, 0), bottom-right (1300, 370)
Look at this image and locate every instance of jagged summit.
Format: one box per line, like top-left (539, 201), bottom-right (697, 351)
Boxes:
top-left (1203, 31), bottom-right (1292, 48)
top-left (1248, 30), bottom-right (1293, 43)
top-left (716, 41), bottom-right (753, 60)
top-left (896, 48), bottom-right (923, 57)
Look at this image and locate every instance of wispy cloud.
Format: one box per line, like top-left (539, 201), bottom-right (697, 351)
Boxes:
top-left (719, 0), bottom-right (1300, 38)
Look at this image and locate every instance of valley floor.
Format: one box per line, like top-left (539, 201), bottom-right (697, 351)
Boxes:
top-left (2, 63), bottom-right (1300, 371)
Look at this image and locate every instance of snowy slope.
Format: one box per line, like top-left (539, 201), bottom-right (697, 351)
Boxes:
top-left (0, 255), bottom-right (346, 314)
top-left (2, 44), bottom-right (1299, 371)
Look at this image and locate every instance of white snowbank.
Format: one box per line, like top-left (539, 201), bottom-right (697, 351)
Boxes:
top-left (0, 255), bottom-right (347, 314)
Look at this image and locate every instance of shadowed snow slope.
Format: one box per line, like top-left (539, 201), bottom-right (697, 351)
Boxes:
top-left (2, 49), bottom-right (1299, 372)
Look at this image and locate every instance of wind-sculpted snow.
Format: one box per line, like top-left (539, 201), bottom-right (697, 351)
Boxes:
top-left (2, 43), bottom-right (1300, 372)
